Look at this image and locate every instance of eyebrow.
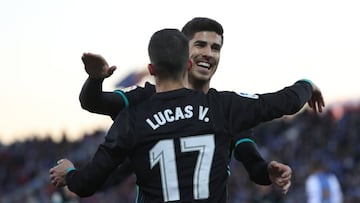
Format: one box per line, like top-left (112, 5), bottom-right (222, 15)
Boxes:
top-left (193, 40), bottom-right (222, 47)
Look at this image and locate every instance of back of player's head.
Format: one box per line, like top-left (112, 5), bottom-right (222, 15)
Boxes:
top-left (148, 28), bottom-right (189, 80)
top-left (181, 17), bottom-right (224, 45)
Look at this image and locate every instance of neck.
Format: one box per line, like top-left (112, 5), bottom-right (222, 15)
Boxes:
top-left (155, 79), bottom-right (186, 93)
top-left (187, 78), bottom-right (210, 94)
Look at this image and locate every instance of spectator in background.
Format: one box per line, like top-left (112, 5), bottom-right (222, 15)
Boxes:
top-left (305, 159), bottom-right (343, 203)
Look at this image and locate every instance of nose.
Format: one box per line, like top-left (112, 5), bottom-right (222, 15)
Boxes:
top-left (201, 45), bottom-right (213, 58)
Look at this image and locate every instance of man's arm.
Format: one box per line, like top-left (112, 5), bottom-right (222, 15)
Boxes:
top-left (79, 53), bottom-right (155, 120)
top-left (49, 145), bottom-right (123, 197)
top-left (99, 158), bottom-right (134, 191)
top-left (222, 80), bottom-right (325, 133)
top-left (49, 140), bottom-right (131, 197)
top-left (80, 77), bottom-right (126, 119)
top-left (79, 53), bottom-right (126, 119)
top-left (65, 145), bottom-right (125, 197)
top-left (233, 139), bottom-right (271, 185)
top-left (233, 139), bottom-right (292, 194)
top-left (49, 110), bottom-right (133, 197)
top-left (257, 79), bottom-right (324, 114)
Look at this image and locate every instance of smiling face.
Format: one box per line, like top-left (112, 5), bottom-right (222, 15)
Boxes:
top-left (187, 31), bottom-right (222, 92)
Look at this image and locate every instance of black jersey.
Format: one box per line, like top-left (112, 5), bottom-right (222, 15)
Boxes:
top-left (67, 88), bottom-right (279, 202)
top-left (67, 81), bottom-right (312, 200)
top-left (69, 80), bottom-right (313, 201)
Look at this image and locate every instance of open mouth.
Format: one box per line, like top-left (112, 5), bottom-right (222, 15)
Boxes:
top-left (197, 61), bottom-right (211, 70)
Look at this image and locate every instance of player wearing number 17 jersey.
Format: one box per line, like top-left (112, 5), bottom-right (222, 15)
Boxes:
top-left (50, 28), bottom-right (319, 202)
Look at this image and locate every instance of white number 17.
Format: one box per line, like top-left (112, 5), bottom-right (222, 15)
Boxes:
top-left (149, 134), bottom-right (215, 202)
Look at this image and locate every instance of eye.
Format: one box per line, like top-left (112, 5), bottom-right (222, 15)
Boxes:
top-left (211, 44), bottom-right (221, 52)
top-left (194, 41), bottom-right (207, 48)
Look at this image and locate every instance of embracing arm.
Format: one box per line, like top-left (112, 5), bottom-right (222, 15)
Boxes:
top-left (79, 53), bottom-right (155, 120)
top-left (49, 145), bottom-right (124, 197)
top-left (256, 79), bottom-right (324, 115)
top-left (259, 79), bottom-right (325, 114)
top-left (233, 138), bottom-right (271, 185)
top-left (232, 130), bottom-right (291, 194)
top-left (49, 111), bottom-right (132, 197)
top-left (222, 79), bottom-right (325, 132)
top-left (99, 158), bottom-right (134, 191)
top-left (65, 145), bottom-right (124, 197)
top-left (79, 53), bottom-right (126, 119)
top-left (234, 140), bottom-right (292, 194)
top-left (79, 77), bottom-right (127, 119)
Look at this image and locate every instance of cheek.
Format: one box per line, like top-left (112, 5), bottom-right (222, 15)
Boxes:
top-left (189, 50), bottom-right (198, 60)
top-left (214, 53), bottom-right (220, 64)
top-left (189, 46), bottom-right (201, 56)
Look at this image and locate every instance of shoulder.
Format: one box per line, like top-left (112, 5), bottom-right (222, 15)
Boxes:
top-left (237, 92), bottom-right (259, 99)
top-left (208, 89), bottom-right (260, 102)
top-left (144, 81), bottom-right (155, 89)
top-left (209, 88), bottom-right (259, 99)
top-left (116, 82), bottom-right (155, 93)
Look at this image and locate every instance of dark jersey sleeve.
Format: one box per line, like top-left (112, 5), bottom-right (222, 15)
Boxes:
top-left (232, 130), bottom-right (271, 185)
top-left (221, 80), bottom-right (313, 133)
top-left (79, 77), bottom-right (127, 119)
top-left (66, 145), bottom-right (124, 197)
top-left (120, 82), bottom-right (155, 108)
top-left (79, 78), bottom-right (155, 120)
top-left (99, 158), bottom-right (134, 191)
top-left (66, 110), bottom-right (134, 197)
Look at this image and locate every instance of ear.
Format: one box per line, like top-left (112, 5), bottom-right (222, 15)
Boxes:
top-left (148, 64), bottom-right (156, 75)
top-left (187, 60), bottom-right (193, 71)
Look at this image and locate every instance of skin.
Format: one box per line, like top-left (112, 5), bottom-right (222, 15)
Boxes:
top-left (268, 161), bottom-right (292, 194)
top-left (187, 31), bottom-right (221, 93)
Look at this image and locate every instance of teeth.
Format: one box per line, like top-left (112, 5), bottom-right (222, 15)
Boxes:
top-left (197, 62), bottom-right (210, 69)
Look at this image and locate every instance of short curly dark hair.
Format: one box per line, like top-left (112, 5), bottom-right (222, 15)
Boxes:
top-left (181, 17), bottom-right (224, 46)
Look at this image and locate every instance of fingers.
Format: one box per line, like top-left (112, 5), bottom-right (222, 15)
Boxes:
top-left (51, 176), bottom-right (65, 188)
top-left (279, 169), bottom-right (291, 180)
top-left (317, 95), bottom-right (325, 113)
top-left (57, 159), bottom-right (64, 164)
top-left (108, 66), bottom-right (117, 76)
top-left (49, 159), bottom-right (70, 188)
top-left (268, 161), bottom-right (292, 194)
top-left (308, 98), bottom-right (325, 113)
top-left (268, 160), bottom-right (280, 169)
top-left (281, 181), bottom-right (291, 195)
top-left (274, 175), bottom-right (291, 195)
top-left (81, 52), bottom-right (113, 78)
top-left (309, 86), bottom-right (325, 113)
top-left (50, 172), bottom-right (60, 187)
top-left (274, 174), bottom-right (291, 186)
top-left (269, 161), bottom-right (288, 173)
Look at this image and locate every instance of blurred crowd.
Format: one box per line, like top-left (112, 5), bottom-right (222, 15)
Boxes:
top-left (1, 101), bottom-right (359, 203)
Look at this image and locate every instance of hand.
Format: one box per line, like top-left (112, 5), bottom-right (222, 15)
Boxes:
top-left (267, 161), bottom-right (292, 195)
top-left (307, 82), bottom-right (325, 113)
top-left (82, 52), bottom-right (117, 78)
top-left (49, 159), bottom-right (75, 188)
